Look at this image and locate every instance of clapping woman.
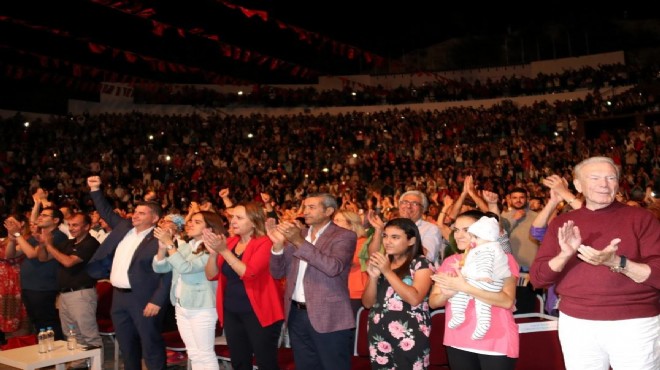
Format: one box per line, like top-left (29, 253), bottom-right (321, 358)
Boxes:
top-left (332, 210), bottom-right (369, 316)
top-left (362, 218), bottom-right (433, 369)
top-left (153, 211), bottom-right (224, 370)
top-left (429, 210), bottom-right (520, 370)
top-left (204, 202), bottom-right (284, 370)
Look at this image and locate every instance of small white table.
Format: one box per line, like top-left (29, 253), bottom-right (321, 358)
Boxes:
top-left (0, 341), bottom-right (102, 370)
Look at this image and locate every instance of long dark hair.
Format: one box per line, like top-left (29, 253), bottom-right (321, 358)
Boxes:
top-left (445, 209), bottom-right (486, 258)
top-left (191, 211), bottom-right (227, 254)
top-left (384, 218), bottom-right (423, 279)
top-left (445, 209), bottom-right (500, 259)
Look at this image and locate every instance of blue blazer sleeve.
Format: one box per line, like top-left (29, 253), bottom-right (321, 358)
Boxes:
top-left (86, 190), bottom-right (129, 279)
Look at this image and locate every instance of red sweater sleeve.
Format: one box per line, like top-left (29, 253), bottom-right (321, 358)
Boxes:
top-left (531, 202), bottom-right (660, 320)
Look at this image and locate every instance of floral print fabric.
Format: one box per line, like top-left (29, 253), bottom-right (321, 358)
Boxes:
top-left (0, 244), bottom-right (26, 333)
top-left (368, 256), bottom-right (430, 370)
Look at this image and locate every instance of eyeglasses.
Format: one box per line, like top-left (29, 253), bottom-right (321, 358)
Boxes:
top-left (450, 226), bottom-right (470, 234)
top-left (399, 200), bottom-right (422, 208)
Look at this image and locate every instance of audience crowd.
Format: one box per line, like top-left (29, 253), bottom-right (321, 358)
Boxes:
top-left (133, 63), bottom-right (651, 108)
top-left (0, 61), bottom-right (658, 369)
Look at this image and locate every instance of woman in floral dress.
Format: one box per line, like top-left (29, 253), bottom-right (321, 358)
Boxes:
top-left (362, 218), bottom-right (433, 370)
top-left (0, 215), bottom-right (30, 343)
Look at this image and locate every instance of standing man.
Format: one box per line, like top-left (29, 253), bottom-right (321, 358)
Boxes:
top-left (269, 193), bottom-right (357, 370)
top-left (502, 187), bottom-right (539, 270)
top-left (5, 207), bottom-right (67, 339)
top-left (39, 212), bottom-right (102, 366)
top-left (368, 190), bottom-right (442, 264)
top-left (85, 176), bottom-right (172, 370)
top-left (531, 157), bottom-right (660, 370)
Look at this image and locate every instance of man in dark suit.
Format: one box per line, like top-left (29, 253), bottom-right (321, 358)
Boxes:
top-left (85, 176), bottom-right (172, 370)
top-left (269, 193), bottom-right (357, 370)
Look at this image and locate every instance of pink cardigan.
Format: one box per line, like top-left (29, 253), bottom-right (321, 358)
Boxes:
top-left (439, 253), bottom-right (520, 358)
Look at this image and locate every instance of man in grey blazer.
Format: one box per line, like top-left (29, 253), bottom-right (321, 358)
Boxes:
top-left (269, 193), bottom-right (357, 370)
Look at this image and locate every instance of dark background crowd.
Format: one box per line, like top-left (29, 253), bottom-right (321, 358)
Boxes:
top-left (0, 62), bottom-right (659, 223)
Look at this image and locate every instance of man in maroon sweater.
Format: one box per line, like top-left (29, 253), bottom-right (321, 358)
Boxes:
top-left (530, 156), bottom-right (660, 370)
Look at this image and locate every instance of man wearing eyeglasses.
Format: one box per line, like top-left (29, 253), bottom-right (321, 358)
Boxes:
top-left (5, 207), bottom-right (68, 340)
top-left (398, 191), bottom-right (443, 263)
top-left (368, 190), bottom-right (442, 264)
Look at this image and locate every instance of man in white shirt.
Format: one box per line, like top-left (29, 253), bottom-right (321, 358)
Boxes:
top-left (86, 176), bottom-right (172, 370)
top-left (369, 190), bottom-right (443, 264)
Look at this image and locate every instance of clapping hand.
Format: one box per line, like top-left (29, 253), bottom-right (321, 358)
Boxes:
top-left (40, 228), bottom-right (53, 247)
top-left (557, 220), bottom-right (581, 258)
top-left (368, 252), bottom-right (391, 275)
top-left (203, 228), bottom-right (227, 254)
top-left (153, 227), bottom-right (174, 249)
top-left (431, 272), bottom-right (461, 297)
top-left (577, 238), bottom-right (621, 266)
top-left (365, 261), bottom-right (381, 278)
top-left (481, 190), bottom-right (498, 204)
top-left (266, 218), bottom-right (285, 249)
top-left (4, 217), bottom-right (21, 238)
top-left (275, 221), bottom-right (304, 246)
top-left (367, 210), bottom-right (385, 230)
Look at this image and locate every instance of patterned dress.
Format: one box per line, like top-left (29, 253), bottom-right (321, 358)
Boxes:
top-left (368, 256), bottom-right (431, 370)
top-left (0, 240), bottom-right (27, 333)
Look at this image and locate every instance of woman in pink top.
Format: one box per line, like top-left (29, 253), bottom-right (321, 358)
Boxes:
top-left (429, 210), bottom-right (519, 370)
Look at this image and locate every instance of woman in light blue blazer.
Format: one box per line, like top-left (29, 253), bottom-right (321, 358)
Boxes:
top-left (153, 211), bottom-right (226, 370)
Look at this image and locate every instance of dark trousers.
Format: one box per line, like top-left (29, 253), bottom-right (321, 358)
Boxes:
top-left (21, 289), bottom-right (63, 340)
top-left (447, 346), bottom-right (517, 370)
top-left (112, 289), bottom-right (167, 370)
top-left (224, 309), bottom-right (282, 370)
top-left (288, 305), bottom-right (352, 370)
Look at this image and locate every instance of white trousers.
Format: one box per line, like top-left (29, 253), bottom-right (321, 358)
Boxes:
top-left (175, 305), bottom-right (219, 370)
top-left (558, 311), bottom-right (660, 370)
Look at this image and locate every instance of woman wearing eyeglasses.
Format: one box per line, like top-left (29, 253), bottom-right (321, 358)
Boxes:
top-left (429, 210), bottom-right (520, 370)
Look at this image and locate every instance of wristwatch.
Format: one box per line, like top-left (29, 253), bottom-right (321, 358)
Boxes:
top-left (166, 244), bottom-right (175, 251)
top-left (610, 255), bottom-right (627, 273)
top-left (13, 232), bottom-right (21, 238)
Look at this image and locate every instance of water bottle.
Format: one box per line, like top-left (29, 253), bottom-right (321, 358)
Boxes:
top-left (45, 326), bottom-right (55, 352)
top-left (67, 324), bottom-right (77, 350)
top-left (37, 328), bottom-right (47, 354)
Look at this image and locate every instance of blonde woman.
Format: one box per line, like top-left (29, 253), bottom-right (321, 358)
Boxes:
top-left (204, 202), bottom-right (284, 370)
top-left (333, 210), bottom-right (368, 316)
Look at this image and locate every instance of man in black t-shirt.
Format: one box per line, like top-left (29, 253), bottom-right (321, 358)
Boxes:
top-left (41, 212), bottom-right (102, 363)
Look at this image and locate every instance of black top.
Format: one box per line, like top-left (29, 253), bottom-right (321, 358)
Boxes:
top-left (57, 234), bottom-right (100, 290)
top-left (222, 252), bottom-right (251, 313)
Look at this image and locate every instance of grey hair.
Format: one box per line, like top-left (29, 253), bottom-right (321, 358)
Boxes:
top-left (306, 193), bottom-right (338, 211)
top-left (399, 190), bottom-right (429, 213)
top-left (574, 156), bottom-right (620, 180)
